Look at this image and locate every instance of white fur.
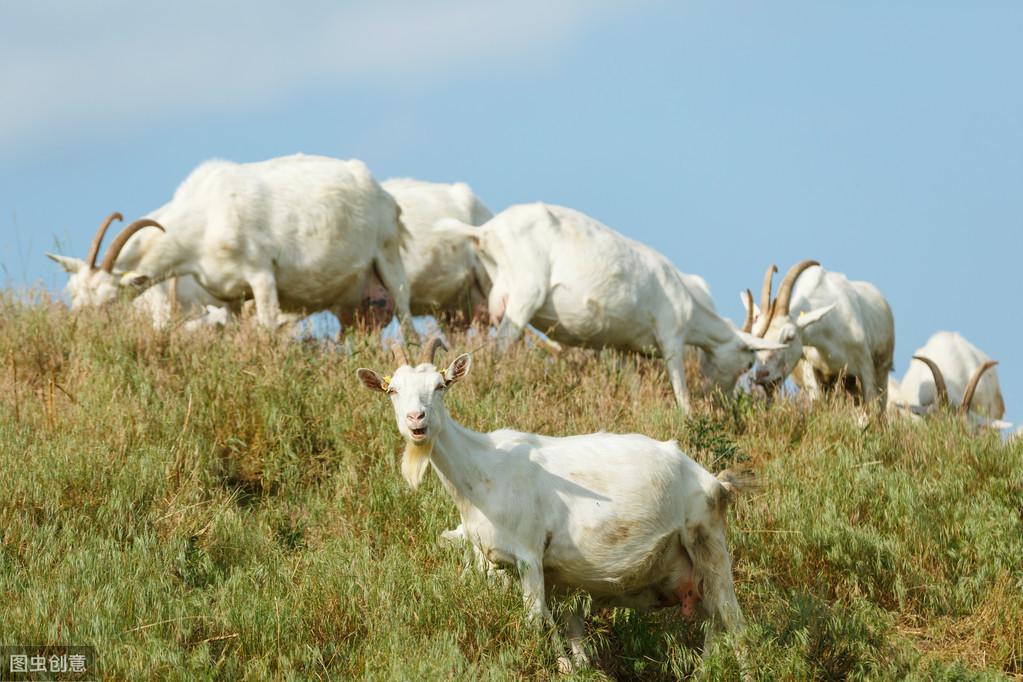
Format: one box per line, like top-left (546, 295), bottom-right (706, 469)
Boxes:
top-left (443, 203), bottom-right (783, 412)
top-left (888, 331), bottom-right (1006, 426)
top-left (137, 277), bottom-right (230, 329)
top-left (382, 178), bottom-right (493, 318)
top-left (357, 355), bottom-right (747, 665)
top-left (47, 154), bottom-right (413, 330)
top-left (47, 249), bottom-right (229, 328)
top-left (751, 264), bottom-right (894, 403)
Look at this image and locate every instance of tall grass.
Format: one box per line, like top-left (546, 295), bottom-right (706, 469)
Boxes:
top-left (0, 291), bottom-right (1020, 680)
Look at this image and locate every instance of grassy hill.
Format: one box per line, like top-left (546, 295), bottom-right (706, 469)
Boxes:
top-left (1, 292), bottom-right (1020, 680)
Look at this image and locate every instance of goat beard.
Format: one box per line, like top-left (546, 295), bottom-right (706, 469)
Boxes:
top-left (401, 441), bottom-right (433, 489)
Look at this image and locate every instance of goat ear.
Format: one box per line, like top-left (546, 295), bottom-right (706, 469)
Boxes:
top-left (46, 253), bottom-right (85, 274)
top-left (796, 303), bottom-right (835, 329)
top-left (356, 368), bottom-right (389, 392)
top-left (737, 330), bottom-right (785, 351)
top-left (738, 291), bottom-right (760, 317)
top-left (444, 353), bottom-right (472, 386)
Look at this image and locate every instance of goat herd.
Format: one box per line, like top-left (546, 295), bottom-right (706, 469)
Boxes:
top-left (46, 152), bottom-right (1011, 670)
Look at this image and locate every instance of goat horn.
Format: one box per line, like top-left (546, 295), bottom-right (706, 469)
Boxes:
top-left (390, 340), bottom-right (410, 367)
top-left (753, 264), bottom-right (777, 337)
top-left (912, 355), bottom-right (949, 408)
top-left (774, 259), bottom-right (820, 319)
top-left (86, 212), bottom-right (123, 270)
top-left (741, 289), bottom-right (754, 333)
top-left (99, 219), bottom-right (165, 273)
top-left (419, 337), bottom-right (448, 365)
top-left (759, 264), bottom-right (777, 315)
top-left (960, 360), bottom-right (997, 415)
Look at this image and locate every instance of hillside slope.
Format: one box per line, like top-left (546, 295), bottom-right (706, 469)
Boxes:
top-left (1, 294), bottom-right (1020, 680)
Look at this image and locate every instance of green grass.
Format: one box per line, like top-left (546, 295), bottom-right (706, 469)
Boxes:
top-left (1, 291), bottom-right (1021, 680)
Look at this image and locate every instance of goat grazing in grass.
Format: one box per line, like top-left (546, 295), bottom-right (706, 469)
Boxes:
top-left (888, 332), bottom-right (1008, 429)
top-left (746, 260), bottom-right (894, 405)
top-left (356, 343), bottom-right (751, 669)
top-left (437, 202), bottom-right (783, 411)
top-left (47, 212), bottom-right (232, 330)
top-left (47, 154), bottom-right (415, 336)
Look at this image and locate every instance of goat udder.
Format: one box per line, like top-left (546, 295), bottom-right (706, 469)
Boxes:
top-left (674, 577), bottom-right (702, 619)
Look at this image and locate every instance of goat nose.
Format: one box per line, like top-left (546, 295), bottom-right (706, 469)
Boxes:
top-left (407, 411), bottom-right (426, 423)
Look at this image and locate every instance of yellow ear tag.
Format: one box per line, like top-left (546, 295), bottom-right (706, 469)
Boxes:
top-left (798, 311), bottom-right (807, 319)
top-left (382, 375), bottom-right (392, 390)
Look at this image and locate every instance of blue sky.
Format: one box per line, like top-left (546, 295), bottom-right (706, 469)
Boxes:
top-left (2, 1), bottom-right (1020, 419)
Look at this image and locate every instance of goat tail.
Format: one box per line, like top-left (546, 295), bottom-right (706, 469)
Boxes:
top-left (434, 218), bottom-right (495, 298)
top-left (715, 467), bottom-right (757, 507)
top-left (433, 217), bottom-right (479, 245)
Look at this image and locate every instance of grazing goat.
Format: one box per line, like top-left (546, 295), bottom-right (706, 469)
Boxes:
top-left (381, 178), bottom-right (493, 322)
top-left (46, 154), bottom-right (414, 334)
top-left (48, 212), bottom-right (231, 329)
top-left (356, 343), bottom-right (751, 668)
top-left (441, 203), bottom-right (783, 412)
top-left (888, 331), bottom-right (1008, 428)
top-left (747, 260), bottom-right (894, 404)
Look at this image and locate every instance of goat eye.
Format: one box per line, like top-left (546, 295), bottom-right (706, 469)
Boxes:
top-left (386, 387), bottom-right (397, 395)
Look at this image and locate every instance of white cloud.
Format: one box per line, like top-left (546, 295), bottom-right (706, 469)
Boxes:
top-left (0, 0), bottom-right (625, 152)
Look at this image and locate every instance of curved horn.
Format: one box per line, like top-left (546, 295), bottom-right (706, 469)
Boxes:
top-left (774, 259), bottom-right (820, 319)
top-left (390, 340), bottom-right (410, 367)
top-left (960, 360), bottom-right (997, 415)
top-left (753, 264), bottom-right (777, 337)
top-left (912, 355), bottom-right (949, 408)
top-left (86, 212), bottom-right (122, 269)
top-left (99, 219), bottom-right (165, 273)
top-left (759, 264), bottom-right (777, 316)
top-left (419, 337), bottom-right (448, 365)
top-left (741, 289), bottom-right (754, 333)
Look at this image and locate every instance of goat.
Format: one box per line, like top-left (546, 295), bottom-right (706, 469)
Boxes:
top-left (356, 344), bottom-right (751, 669)
top-left (380, 178), bottom-right (493, 323)
top-left (50, 215), bottom-right (391, 334)
top-left (48, 212), bottom-right (234, 329)
top-left (347, 182), bottom-right (560, 353)
top-left (440, 202), bottom-right (783, 412)
top-left (46, 154), bottom-right (414, 335)
top-left (888, 331), bottom-right (1007, 428)
top-left (747, 260), bottom-right (894, 404)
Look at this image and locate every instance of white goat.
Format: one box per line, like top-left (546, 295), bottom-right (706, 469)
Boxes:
top-left (747, 260), bottom-right (895, 404)
top-left (888, 331), bottom-right (1007, 428)
top-left (48, 212), bottom-right (231, 329)
top-left (46, 154), bottom-right (414, 333)
top-left (381, 178), bottom-right (493, 321)
top-left (442, 203), bottom-right (782, 412)
top-left (356, 344), bottom-right (751, 668)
